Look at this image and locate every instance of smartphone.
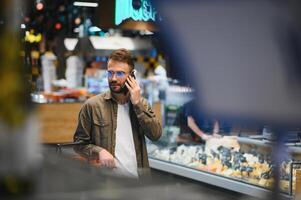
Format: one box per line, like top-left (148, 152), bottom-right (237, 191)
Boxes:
top-left (121, 70), bottom-right (136, 93)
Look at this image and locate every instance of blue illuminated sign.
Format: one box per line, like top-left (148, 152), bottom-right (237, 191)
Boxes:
top-left (115, 0), bottom-right (157, 25)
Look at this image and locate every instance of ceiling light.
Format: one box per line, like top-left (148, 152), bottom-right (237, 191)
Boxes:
top-left (73, 1), bottom-right (98, 7)
top-left (35, 0), bottom-right (44, 11)
top-left (74, 17), bottom-right (81, 25)
top-left (89, 26), bottom-right (101, 32)
top-left (54, 22), bottom-right (62, 30)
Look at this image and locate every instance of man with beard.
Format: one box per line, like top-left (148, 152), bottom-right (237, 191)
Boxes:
top-left (73, 49), bottom-right (162, 177)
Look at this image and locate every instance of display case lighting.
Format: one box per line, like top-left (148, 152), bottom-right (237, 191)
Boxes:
top-left (73, 1), bottom-right (98, 7)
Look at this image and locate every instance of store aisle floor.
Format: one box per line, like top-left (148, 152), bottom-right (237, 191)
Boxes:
top-left (150, 169), bottom-right (259, 200)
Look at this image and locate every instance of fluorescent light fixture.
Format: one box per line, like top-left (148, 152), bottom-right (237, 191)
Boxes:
top-left (140, 30), bottom-right (154, 35)
top-left (145, 30), bottom-right (154, 35)
top-left (89, 36), bottom-right (153, 50)
top-left (89, 26), bottom-right (101, 32)
top-left (89, 36), bottom-right (135, 50)
top-left (73, 1), bottom-right (98, 7)
top-left (64, 38), bottom-right (79, 51)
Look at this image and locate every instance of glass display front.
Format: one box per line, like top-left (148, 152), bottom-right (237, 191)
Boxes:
top-left (147, 89), bottom-right (301, 197)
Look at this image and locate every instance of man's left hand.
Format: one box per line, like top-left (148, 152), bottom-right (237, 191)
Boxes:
top-left (125, 76), bottom-right (141, 105)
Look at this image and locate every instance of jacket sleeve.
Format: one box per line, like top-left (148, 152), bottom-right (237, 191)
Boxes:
top-left (133, 98), bottom-right (162, 141)
top-left (73, 103), bottom-right (103, 159)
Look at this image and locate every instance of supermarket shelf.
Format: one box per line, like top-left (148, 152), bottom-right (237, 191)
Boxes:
top-left (149, 158), bottom-right (292, 199)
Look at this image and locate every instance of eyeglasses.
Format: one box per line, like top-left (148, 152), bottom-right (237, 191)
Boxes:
top-left (107, 70), bottom-right (126, 78)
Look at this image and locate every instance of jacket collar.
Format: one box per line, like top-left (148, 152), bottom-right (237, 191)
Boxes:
top-left (104, 91), bottom-right (133, 106)
top-left (104, 91), bottom-right (113, 100)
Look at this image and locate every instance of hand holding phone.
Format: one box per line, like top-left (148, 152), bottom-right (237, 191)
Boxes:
top-left (121, 70), bottom-right (136, 94)
top-left (124, 70), bottom-right (141, 105)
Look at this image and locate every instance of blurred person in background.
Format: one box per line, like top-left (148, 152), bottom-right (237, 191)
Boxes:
top-left (177, 99), bottom-right (231, 144)
top-left (147, 56), bottom-right (169, 103)
top-left (74, 48), bottom-right (162, 178)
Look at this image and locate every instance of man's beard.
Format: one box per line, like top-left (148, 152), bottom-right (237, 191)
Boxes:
top-left (109, 81), bottom-right (127, 94)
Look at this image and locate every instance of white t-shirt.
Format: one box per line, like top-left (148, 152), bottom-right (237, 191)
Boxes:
top-left (114, 104), bottom-right (138, 178)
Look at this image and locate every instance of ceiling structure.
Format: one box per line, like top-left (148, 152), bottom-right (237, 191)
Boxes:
top-left (21, 0), bottom-right (158, 41)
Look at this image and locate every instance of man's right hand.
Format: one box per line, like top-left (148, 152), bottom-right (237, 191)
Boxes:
top-left (98, 149), bottom-right (115, 168)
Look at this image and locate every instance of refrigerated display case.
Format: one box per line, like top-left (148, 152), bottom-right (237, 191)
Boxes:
top-left (147, 97), bottom-right (301, 199)
top-left (148, 135), bottom-right (301, 199)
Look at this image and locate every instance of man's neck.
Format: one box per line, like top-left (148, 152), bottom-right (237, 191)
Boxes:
top-left (111, 92), bottom-right (129, 105)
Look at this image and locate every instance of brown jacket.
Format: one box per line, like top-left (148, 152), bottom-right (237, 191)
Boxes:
top-left (73, 91), bottom-right (162, 173)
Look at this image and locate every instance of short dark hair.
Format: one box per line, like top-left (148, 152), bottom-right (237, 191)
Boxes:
top-left (108, 48), bottom-right (134, 70)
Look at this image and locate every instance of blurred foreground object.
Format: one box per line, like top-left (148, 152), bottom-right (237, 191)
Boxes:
top-left (155, 0), bottom-right (301, 199)
top-left (0, 0), bottom-right (40, 196)
top-left (156, 0), bottom-right (301, 127)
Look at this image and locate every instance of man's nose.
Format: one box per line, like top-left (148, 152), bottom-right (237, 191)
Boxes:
top-left (111, 73), bottom-right (117, 80)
